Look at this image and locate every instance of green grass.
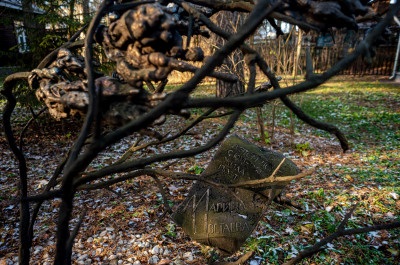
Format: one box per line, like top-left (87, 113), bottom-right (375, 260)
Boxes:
top-left (241, 77), bottom-right (400, 264)
top-left (245, 78), bottom-right (400, 147)
top-left (234, 77), bottom-right (400, 264)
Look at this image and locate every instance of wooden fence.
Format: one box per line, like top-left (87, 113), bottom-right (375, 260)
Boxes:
top-left (254, 40), bottom-right (396, 76)
top-left (307, 45), bottom-right (396, 76)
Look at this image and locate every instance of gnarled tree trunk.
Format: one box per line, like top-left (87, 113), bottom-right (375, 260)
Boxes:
top-left (213, 11), bottom-right (245, 97)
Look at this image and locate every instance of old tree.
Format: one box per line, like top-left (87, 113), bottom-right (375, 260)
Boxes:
top-left (2, 0), bottom-right (400, 264)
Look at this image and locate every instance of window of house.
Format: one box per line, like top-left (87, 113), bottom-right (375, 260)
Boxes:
top-left (14, 21), bottom-right (29, 53)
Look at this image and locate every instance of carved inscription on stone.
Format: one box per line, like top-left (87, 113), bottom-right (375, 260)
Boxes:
top-left (172, 135), bottom-right (299, 253)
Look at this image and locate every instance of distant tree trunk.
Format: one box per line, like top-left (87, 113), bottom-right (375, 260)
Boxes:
top-left (216, 77), bottom-right (244, 97)
top-left (292, 29), bottom-right (303, 79)
top-left (213, 11), bottom-right (245, 98)
top-left (82, 0), bottom-right (90, 24)
top-left (68, 0), bottom-right (76, 38)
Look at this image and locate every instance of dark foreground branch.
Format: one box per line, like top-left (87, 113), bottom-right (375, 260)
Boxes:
top-left (280, 96), bottom-right (349, 152)
top-left (186, 2), bottom-right (400, 109)
top-left (19, 107), bottom-right (47, 151)
top-left (74, 110), bottom-right (242, 186)
top-left (115, 108), bottom-right (221, 163)
top-left (283, 204), bottom-right (400, 265)
top-left (1, 72), bottom-right (32, 265)
top-left (184, 0), bottom-right (349, 151)
top-left (254, 56), bottom-right (350, 152)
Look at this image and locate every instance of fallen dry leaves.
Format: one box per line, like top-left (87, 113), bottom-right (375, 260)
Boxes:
top-left (0, 95), bottom-right (399, 264)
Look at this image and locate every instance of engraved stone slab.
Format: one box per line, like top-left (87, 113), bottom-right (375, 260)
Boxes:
top-left (172, 135), bottom-right (298, 253)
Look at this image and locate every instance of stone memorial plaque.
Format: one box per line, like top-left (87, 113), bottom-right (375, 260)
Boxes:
top-left (172, 135), bottom-right (299, 253)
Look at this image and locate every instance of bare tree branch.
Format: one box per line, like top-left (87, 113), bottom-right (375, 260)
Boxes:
top-left (184, 0), bottom-right (319, 30)
top-left (37, 40), bottom-right (85, 69)
top-left (115, 108), bottom-right (234, 162)
top-left (28, 149), bottom-right (71, 252)
top-left (283, 212), bottom-right (400, 265)
top-left (245, 54), bottom-right (257, 94)
top-left (74, 110), bottom-right (243, 186)
top-left (77, 165), bottom-right (311, 194)
top-left (22, 190), bottom-right (63, 202)
top-left (181, 0), bottom-right (350, 152)
top-left (19, 107), bottom-right (47, 151)
top-left (169, 58), bottom-right (238, 82)
top-left (2, 1), bottom-right (398, 264)
top-left (54, 1), bottom-right (114, 263)
top-left (146, 172), bottom-right (173, 213)
top-left (1, 72), bottom-right (32, 265)
top-left (281, 96), bottom-right (349, 151)
top-left (185, 4), bottom-right (400, 109)
top-left (65, 210), bottom-right (87, 265)
top-left (337, 203), bottom-right (358, 232)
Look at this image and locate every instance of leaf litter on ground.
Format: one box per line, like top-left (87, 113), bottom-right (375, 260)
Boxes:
top-left (0, 76), bottom-right (399, 264)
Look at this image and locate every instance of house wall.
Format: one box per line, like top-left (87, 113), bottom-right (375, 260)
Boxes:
top-left (0, 23), bottom-right (18, 52)
top-left (0, 6), bottom-right (43, 67)
top-left (0, 7), bottom-right (23, 66)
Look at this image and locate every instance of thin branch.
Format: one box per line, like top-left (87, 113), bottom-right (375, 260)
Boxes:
top-left (146, 173), bottom-right (173, 213)
top-left (37, 40), bottom-right (85, 69)
top-left (270, 158), bottom-right (285, 180)
top-left (155, 79), bottom-right (169, 93)
top-left (115, 108), bottom-right (224, 160)
top-left (226, 169), bottom-right (313, 189)
top-left (28, 149), bottom-right (71, 249)
top-left (68, 24), bottom-right (88, 42)
top-left (77, 167), bottom-right (311, 193)
top-left (65, 210), bottom-right (87, 265)
top-left (280, 96), bottom-right (349, 152)
top-left (176, 0), bottom-right (280, 96)
top-left (283, 204), bottom-right (400, 265)
top-left (116, 137), bottom-right (143, 164)
top-left (19, 107), bottom-right (47, 151)
top-left (145, 81), bottom-right (156, 92)
top-left (187, 14), bottom-right (194, 47)
top-left (77, 171), bottom-right (145, 190)
top-left (169, 58), bottom-right (238, 82)
top-left (267, 18), bottom-right (284, 36)
top-left (252, 49), bottom-right (350, 151)
top-left (22, 190), bottom-right (63, 202)
top-left (184, 0), bottom-right (319, 30)
top-left (337, 203), bottom-right (358, 232)
top-left (74, 110), bottom-right (242, 186)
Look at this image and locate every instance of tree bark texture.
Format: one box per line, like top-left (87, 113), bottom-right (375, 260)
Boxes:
top-left (82, 0), bottom-right (90, 24)
top-left (212, 11), bottom-right (245, 97)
